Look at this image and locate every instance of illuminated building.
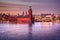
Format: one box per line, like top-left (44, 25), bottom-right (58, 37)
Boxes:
top-left (17, 6), bottom-right (32, 24)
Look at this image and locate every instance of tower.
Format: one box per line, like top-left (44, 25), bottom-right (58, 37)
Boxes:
top-left (28, 6), bottom-right (32, 23)
top-left (28, 6), bottom-right (32, 18)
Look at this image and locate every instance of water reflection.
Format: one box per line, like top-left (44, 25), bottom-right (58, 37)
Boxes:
top-left (33, 22), bottom-right (53, 36)
top-left (0, 22), bottom-right (60, 40)
top-left (0, 24), bottom-right (29, 40)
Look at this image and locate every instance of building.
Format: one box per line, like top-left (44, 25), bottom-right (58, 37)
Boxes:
top-left (17, 6), bottom-right (32, 24)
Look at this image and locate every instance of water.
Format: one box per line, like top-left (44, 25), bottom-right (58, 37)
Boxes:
top-left (0, 22), bottom-right (60, 40)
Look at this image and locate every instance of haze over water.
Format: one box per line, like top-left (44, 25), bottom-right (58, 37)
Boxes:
top-left (0, 22), bottom-right (60, 40)
top-left (0, 0), bottom-right (60, 40)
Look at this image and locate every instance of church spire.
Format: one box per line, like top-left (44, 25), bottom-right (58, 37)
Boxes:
top-left (29, 6), bottom-right (32, 9)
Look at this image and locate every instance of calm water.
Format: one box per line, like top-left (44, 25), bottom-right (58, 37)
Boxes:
top-left (0, 22), bottom-right (60, 40)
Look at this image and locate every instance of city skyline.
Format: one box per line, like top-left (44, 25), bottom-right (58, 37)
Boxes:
top-left (0, 0), bottom-right (60, 15)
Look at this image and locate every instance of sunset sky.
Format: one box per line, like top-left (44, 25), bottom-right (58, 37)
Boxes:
top-left (0, 0), bottom-right (60, 15)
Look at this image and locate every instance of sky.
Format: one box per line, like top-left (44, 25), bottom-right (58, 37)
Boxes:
top-left (0, 0), bottom-right (60, 15)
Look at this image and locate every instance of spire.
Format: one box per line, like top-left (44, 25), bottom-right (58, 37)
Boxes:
top-left (29, 6), bottom-right (32, 9)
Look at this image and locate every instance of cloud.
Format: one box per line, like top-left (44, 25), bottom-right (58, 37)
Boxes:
top-left (0, 0), bottom-right (40, 6)
top-left (0, 0), bottom-right (60, 14)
